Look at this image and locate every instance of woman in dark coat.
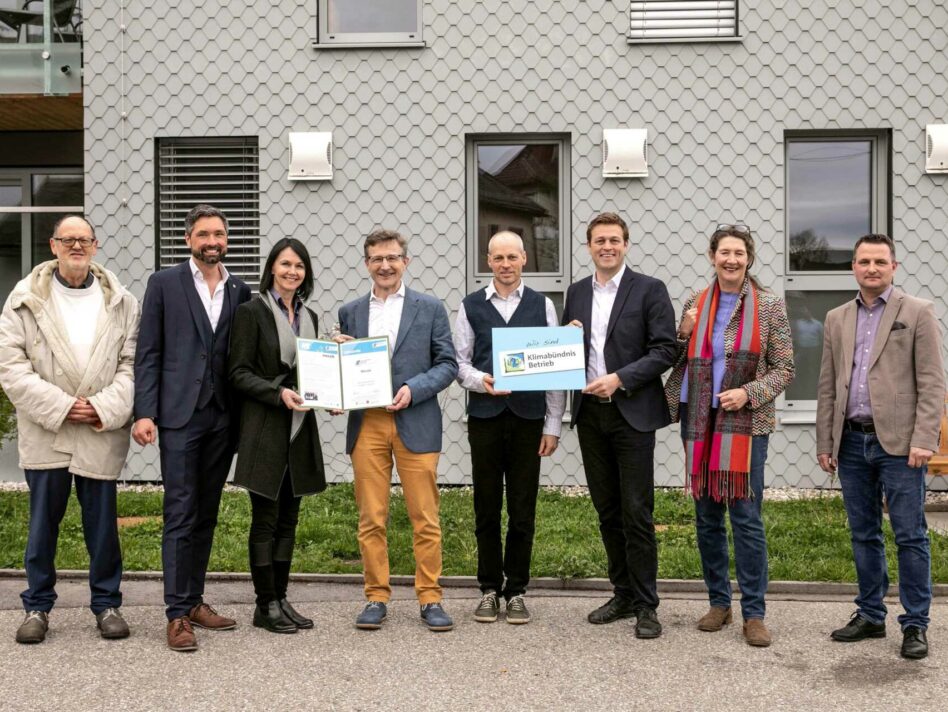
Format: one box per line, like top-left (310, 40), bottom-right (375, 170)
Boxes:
top-left (228, 238), bottom-right (327, 633)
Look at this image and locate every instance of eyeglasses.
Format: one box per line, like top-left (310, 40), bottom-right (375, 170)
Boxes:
top-left (53, 237), bottom-right (96, 248)
top-left (366, 254), bottom-right (405, 266)
top-left (714, 224), bottom-right (751, 236)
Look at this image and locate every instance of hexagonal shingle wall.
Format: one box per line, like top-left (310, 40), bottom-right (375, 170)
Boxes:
top-left (84, 2), bottom-right (948, 489)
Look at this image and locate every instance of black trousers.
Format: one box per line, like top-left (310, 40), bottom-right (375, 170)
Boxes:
top-left (159, 402), bottom-right (233, 620)
top-left (468, 410), bottom-right (544, 600)
top-left (577, 399), bottom-right (658, 610)
top-left (248, 473), bottom-right (302, 605)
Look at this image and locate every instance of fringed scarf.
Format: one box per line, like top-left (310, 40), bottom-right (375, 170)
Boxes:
top-left (683, 280), bottom-right (761, 502)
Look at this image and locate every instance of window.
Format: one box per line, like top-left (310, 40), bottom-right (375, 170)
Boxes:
top-left (155, 137), bottom-right (260, 284)
top-left (316, 0), bottom-right (423, 46)
top-left (0, 168), bottom-right (83, 300)
top-left (783, 131), bottom-right (890, 413)
top-left (466, 135), bottom-right (571, 318)
top-left (629, 1), bottom-right (740, 42)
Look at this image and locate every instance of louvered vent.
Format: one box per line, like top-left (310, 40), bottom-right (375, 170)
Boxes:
top-left (630, 1), bottom-right (738, 40)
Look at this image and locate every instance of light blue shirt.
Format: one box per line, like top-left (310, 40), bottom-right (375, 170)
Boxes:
top-left (680, 291), bottom-right (740, 408)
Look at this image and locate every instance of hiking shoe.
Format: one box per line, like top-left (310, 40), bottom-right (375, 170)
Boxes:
top-left (505, 595), bottom-right (531, 625)
top-left (474, 592), bottom-right (499, 623)
top-left (15, 611), bottom-right (48, 644)
top-left (95, 607), bottom-right (130, 639)
top-left (355, 601), bottom-right (387, 630)
top-left (420, 603), bottom-right (454, 632)
top-left (189, 602), bottom-right (236, 630)
top-left (697, 606), bottom-right (732, 632)
top-left (634, 608), bottom-right (662, 639)
top-left (743, 618), bottom-right (772, 647)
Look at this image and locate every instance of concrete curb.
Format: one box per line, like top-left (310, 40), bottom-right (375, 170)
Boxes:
top-left (2, 568), bottom-right (945, 597)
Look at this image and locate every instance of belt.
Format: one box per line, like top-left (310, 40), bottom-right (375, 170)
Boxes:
top-left (583, 394), bottom-right (614, 405)
top-left (844, 419), bottom-right (875, 433)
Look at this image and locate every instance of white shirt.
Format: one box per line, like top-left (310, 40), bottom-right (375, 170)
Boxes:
top-left (453, 281), bottom-right (565, 437)
top-left (587, 265), bottom-right (626, 381)
top-left (50, 273), bottom-right (104, 373)
top-left (189, 258), bottom-right (230, 332)
top-left (368, 281), bottom-right (406, 346)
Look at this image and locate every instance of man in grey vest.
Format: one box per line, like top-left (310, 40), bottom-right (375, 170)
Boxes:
top-left (454, 231), bottom-right (565, 624)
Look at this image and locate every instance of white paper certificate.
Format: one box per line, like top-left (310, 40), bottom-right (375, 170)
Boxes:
top-left (296, 337), bottom-right (392, 411)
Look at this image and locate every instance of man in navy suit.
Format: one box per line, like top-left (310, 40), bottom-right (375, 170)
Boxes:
top-left (132, 204), bottom-right (251, 651)
top-left (337, 229), bottom-right (458, 632)
top-left (562, 212), bottom-right (677, 639)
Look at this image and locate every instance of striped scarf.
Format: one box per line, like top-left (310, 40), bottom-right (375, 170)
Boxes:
top-left (683, 280), bottom-right (761, 501)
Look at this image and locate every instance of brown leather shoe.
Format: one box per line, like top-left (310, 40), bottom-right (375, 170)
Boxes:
top-left (189, 602), bottom-right (237, 630)
top-left (743, 618), bottom-right (772, 647)
top-left (697, 606), bottom-right (733, 632)
top-left (167, 616), bottom-right (197, 652)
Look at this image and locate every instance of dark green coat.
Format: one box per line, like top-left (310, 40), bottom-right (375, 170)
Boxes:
top-left (228, 297), bottom-right (326, 500)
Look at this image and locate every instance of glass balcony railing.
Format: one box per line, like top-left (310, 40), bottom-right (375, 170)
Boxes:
top-left (0, 0), bottom-right (82, 95)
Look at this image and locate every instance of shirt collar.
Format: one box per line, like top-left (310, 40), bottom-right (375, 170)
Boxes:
top-left (485, 280), bottom-right (524, 300)
top-left (856, 284), bottom-right (893, 308)
top-left (370, 281), bottom-right (406, 304)
top-left (593, 264), bottom-right (625, 290)
top-left (268, 288), bottom-right (301, 314)
top-left (189, 257), bottom-right (229, 284)
top-left (53, 268), bottom-right (94, 289)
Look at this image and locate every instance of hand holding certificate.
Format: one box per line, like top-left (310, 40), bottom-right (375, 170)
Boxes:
top-left (296, 336), bottom-right (394, 410)
top-left (492, 326), bottom-right (586, 392)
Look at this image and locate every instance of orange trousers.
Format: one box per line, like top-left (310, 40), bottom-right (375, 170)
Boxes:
top-left (350, 409), bottom-right (443, 604)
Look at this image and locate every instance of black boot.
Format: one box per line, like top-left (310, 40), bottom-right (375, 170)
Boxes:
top-left (253, 601), bottom-right (297, 634)
top-left (274, 537), bottom-right (313, 629)
top-left (249, 540), bottom-right (277, 607)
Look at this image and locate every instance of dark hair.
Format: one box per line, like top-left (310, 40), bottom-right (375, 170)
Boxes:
top-left (709, 226), bottom-right (765, 291)
top-left (259, 238), bottom-right (315, 300)
top-left (51, 215), bottom-right (96, 242)
top-left (184, 204), bottom-right (228, 236)
top-left (586, 212), bottom-right (629, 243)
top-left (363, 228), bottom-right (408, 259)
top-left (853, 233), bottom-right (896, 261)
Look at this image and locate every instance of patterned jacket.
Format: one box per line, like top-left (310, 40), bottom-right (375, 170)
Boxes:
top-left (664, 278), bottom-right (795, 435)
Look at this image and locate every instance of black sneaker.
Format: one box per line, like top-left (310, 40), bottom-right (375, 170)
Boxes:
top-left (15, 611), bottom-right (48, 644)
top-left (95, 607), bottom-right (130, 639)
top-left (901, 627), bottom-right (928, 660)
top-left (505, 595), bottom-right (531, 625)
top-left (634, 608), bottom-right (662, 639)
top-left (355, 601), bottom-right (387, 630)
top-left (830, 612), bottom-right (886, 642)
top-left (474, 592), bottom-right (499, 623)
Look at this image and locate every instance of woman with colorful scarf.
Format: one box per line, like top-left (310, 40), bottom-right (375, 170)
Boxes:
top-left (665, 225), bottom-right (794, 647)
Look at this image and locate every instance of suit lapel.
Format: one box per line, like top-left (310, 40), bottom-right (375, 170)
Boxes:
top-left (868, 290), bottom-right (903, 371)
top-left (393, 289), bottom-right (420, 355)
top-left (606, 268), bottom-right (634, 340)
top-left (178, 263), bottom-right (212, 351)
top-left (355, 295), bottom-right (370, 339)
top-left (578, 278), bottom-right (594, 359)
top-left (840, 300), bottom-right (857, 376)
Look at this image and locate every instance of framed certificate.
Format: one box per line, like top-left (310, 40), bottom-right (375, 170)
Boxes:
top-left (296, 336), bottom-right (393, 411)
top-left (491, 326), bottom-right (586, 392)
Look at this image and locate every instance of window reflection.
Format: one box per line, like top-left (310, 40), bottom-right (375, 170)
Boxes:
top-left (784, 290), bottom-right (853, 400)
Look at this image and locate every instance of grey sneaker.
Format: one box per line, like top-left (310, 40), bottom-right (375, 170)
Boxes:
top-left (16, 610), bottom-right (49, 644)
top-left (95, 607), bottom-right (130, 639)
top-left (474, 592), bottom-right (499, 623)
top-left (505, 595), bottom-right (531, 625)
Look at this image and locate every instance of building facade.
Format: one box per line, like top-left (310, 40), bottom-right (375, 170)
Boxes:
top-left (3, 1), bottom-right (947, 487)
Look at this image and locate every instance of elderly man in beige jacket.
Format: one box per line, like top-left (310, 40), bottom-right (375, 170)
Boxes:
top-left (0, 216), bottom-right (139, 645)
top-left (817, 233), bottom-right (945, 661)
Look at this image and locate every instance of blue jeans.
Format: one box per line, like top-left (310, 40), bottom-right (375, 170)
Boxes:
top-left (22, 468), bottom-right (123, 614)
top-left (836, 429), bottom-right (930, 631)
top-left (681, 410), bottom-right (769, 620)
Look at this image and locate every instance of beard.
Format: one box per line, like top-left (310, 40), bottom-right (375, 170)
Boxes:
top-left (192, 245), bottom-right (227, 265)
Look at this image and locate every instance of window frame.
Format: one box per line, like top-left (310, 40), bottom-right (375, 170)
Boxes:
top-left (315, 0), bottom-right (425, 48)
top-left (782, 129), bottom-right (891, 417)
top-left (465, 133), bottom-right (572, 307)
top-left (154, 136), bottom-right (261, 285)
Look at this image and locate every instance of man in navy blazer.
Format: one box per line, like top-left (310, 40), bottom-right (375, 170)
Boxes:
top-left (337, 229), bottom-right (458, 632)
top-left (562, 212), bottom-right (677, 639)
top-left (132, 204), bottom-right (251, 651)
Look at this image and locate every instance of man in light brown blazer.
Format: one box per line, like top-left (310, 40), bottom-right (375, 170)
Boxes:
top-left (817, 233), bottom-right (944, 661)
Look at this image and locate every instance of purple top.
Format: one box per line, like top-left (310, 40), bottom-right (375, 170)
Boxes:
top-left (845, 285), bottom-right (893, 422)
top-left (681, 291), bottom-right (740, 408)
top-left (269, 288), bottom-right (303, 336)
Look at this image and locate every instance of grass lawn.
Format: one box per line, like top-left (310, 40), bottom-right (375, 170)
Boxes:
top-left (0, 485), bottom-right (945, 583)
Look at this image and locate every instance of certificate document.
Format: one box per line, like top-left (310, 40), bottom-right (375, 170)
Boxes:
top-left (491, 326), bottom-right (586, 392)
top-left (296, 336), bottom-right (393, 410)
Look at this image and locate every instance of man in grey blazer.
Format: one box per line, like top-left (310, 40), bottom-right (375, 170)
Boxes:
top-left (817, 233), bottom-right (945, 660)
top-left (337, 229), bottom-right (458, 631)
